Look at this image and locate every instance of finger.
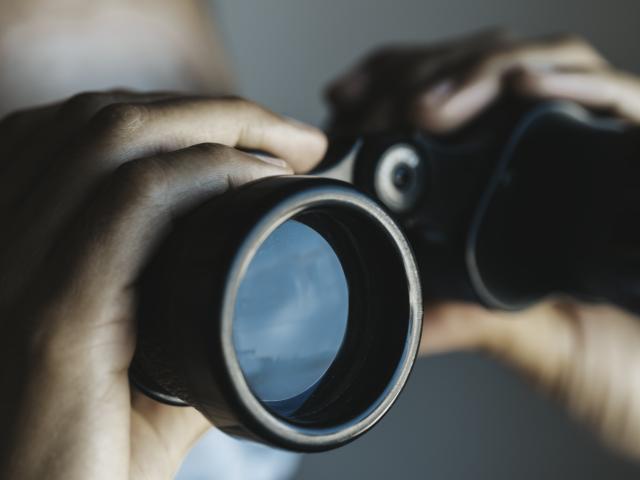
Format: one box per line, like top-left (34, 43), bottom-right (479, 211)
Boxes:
top-left (0, 90), bottom-right (180, 211)
top-left (83, 97), bottom-right (327, 174)
top-left (326, 28), bottom-right (511, 108)
top-left (411, 35), bottom-right (608, 132)
top-left (0, 92), bottom-right (189, 305)
top-left (3, 98), bottom-right (325, 305)
top-left (421, 301), bottom-right (640, 459)
top-left (1, 90), bottom-right (179, 157)
top-left (512, 68), bottom-right (640, 123)
top-left (57, 89), bottom-right (181, 126)
top-left (326, 29), bottom-right (514, 136)
top-left (131, 392), bottom-right (210, 480)
top-left (44, 144), bottom-right (291, 335)
top-left (353, 38), bottom-right (500, 134)
top-left (420, 301), bottom-right (579, 389)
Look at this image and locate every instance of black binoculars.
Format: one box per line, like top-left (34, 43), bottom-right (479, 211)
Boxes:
top-left (130, 101), bottom-right (640, 452)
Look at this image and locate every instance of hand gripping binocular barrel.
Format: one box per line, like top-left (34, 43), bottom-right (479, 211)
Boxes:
top-left (130, 101), bottom-right (640, 452)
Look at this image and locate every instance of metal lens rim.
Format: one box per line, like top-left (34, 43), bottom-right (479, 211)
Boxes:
top-left (219, 183), bottom-right (422, 451)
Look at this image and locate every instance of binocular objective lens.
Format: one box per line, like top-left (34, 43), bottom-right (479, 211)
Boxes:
top-left (232, 219), bottom-right (349, 413)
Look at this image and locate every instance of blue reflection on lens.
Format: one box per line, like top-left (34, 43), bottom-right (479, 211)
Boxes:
top-left (233, 220), bottom-right (349, 405)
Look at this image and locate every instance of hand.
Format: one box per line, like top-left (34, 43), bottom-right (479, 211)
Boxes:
top-left (327, 31), bottom-right (640, 459)
top-left (0, 91), bottom-right (327, 479)
top-left (326, 29), bottom-right (640, 134)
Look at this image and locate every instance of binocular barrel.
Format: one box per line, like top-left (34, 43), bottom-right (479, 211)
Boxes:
top-left (327, 101), bottom-right (640, 311)
top-left (130, 100), bottom-right (640, 452)
top-left (130, 175), bottom-right (423, 451)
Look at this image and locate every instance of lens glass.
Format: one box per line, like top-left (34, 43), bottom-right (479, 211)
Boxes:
top-left (233, 219), bottom-right (349, 410)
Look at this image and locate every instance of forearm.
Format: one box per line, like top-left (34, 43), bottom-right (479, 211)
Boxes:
top-left (0, 0), bottom-right (235, 116)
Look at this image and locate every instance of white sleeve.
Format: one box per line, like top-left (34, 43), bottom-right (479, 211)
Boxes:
top-left (176, 427), bottom-right (301, 480)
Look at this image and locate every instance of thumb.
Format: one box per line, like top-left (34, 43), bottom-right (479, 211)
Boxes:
top-left (130, 391), bottom-right (211, 479)
top-left (419, 301), bottom-right (578, 391)
top-left (420, 300), bottom-right (640, 459)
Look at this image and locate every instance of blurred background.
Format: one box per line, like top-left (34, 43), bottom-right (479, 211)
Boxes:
top-left (209, 0), bottom-right (640, 478)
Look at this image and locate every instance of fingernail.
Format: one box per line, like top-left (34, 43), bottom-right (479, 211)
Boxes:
top-left (284, 115), bottom-right (329, 154)
top-left (252, 153), bottom-right (290, 169)
top-left (424, 80), bottom-right (454, 106)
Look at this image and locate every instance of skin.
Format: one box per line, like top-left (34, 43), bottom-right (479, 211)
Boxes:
top-left (328, 29), bottom-right (640, 459)
top-left (0, 3), bottom-right (639, 478)
top-left (0, 0), bottom-right (235, 115)
top-left (0, 93), bottom-right (327, 480)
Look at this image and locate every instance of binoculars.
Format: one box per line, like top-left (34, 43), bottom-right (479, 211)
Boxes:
top-left (130, 101), bottom-right (639, 452)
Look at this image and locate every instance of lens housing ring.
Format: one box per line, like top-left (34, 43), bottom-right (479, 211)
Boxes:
top-left (131, 176), bottom-right (422, 451)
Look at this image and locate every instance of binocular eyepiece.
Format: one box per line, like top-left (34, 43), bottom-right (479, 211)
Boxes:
top-left (131, 101), bottom-right (640, 452)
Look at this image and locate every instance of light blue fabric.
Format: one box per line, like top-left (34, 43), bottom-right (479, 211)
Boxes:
top-left (176, 428), bottom-right (300, 480)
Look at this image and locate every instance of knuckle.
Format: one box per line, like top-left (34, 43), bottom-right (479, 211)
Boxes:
top-left (189, 141), bottom-right (229, 157)
top-left (224, 95), bottom-right (265, 116)
top-left (549, 33), bottom-right (601, 58)
top-left (412, 95), bottom-right (449, 132)
top-left (93, 102), bottom-right (147, 139)
top-left (556, 33), bottom-right (589, 48)
top-left (63, 91), bottom-right (111, 117)
top-left (551, 299), bottom-right (591, 322)
top-left (111, 158), bottom-right (167, 203)
top-left (513, 70), bottom-right (544, 91)
top-left (220, 96), bottom-right (276, 130)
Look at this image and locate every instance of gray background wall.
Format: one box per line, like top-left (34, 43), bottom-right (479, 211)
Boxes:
top-left (211, 1), bottom-right (640, 478)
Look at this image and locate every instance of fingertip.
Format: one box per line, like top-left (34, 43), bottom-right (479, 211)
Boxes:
top-left (302, 123), bottom-right (329, 158)
top-left (509, 69), bottom-right (601, 105)
top-left (284, 119), bottom-right (328, 173)
top-left (410, 84), bottom-right (458, 134)
top-left (249, 153), bottom-right (294, 173)
top-left (419, 302), bottom-right (495, 355)
top-left (411, 78), bottom-right (496, 133)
